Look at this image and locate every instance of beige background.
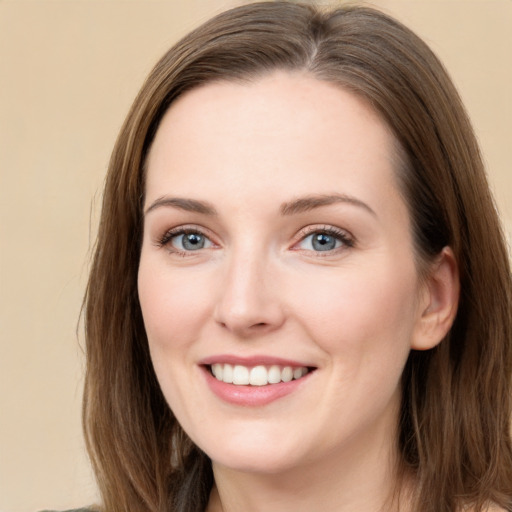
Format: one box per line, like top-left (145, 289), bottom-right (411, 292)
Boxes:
top-left (1, 1), bottom-right (510, 510)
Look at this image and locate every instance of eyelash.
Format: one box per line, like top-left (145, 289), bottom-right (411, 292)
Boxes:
top-left (155, 225), bottom-right (355, 257)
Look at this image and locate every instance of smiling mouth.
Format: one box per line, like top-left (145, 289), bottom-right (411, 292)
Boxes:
top-left (208, 363), bottom-right (314, 386)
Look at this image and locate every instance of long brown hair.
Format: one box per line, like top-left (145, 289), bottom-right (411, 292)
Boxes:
top-left (83, 2), bottom-right (512, 511)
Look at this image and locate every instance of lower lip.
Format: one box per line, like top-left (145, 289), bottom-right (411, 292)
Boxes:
top-left (202, 366), bottom-right (312, 407)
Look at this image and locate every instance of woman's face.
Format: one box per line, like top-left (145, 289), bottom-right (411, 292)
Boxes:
top-left (138, 72), bottom-right (429, 475)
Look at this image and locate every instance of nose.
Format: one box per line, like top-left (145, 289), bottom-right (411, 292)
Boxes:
top-left (213, 248), bottom-right (285, 338)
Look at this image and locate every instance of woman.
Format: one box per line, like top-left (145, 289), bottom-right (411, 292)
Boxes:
top-left (82, 2), bottom-right (512, 511)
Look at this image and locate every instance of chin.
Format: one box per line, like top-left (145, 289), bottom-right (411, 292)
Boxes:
top-left (211, 450), bottom-right (302, 475)
top-left (200, 432), bottom-right (307, 475)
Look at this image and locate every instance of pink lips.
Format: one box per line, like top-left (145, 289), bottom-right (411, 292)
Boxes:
top-left (200, 354), bottom-right (313, 367)
top-left (199, 354), bottom-right (314, 407)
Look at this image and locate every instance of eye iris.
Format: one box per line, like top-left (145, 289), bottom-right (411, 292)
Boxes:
top-left (182, 233), bottom-right (205, 250)
top-left (312, 233), bottom-right (336, 251)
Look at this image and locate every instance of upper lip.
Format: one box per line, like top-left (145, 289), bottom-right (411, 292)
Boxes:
top-left (199, 354), bottom-right (315, 368)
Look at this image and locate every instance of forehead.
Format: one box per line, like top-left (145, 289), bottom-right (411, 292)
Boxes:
top-left (145, 71), bottom-right (402, 218)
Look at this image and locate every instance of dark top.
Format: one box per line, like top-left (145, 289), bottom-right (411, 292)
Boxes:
top-left (41, 509), bottom-right (92, 512)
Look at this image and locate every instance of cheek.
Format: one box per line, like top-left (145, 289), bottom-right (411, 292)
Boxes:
top-left (290, 260), bottom-right (419, 359)
top-left (290, 261), bottom-right (419, 427)
top-left (137, 259), bottom-right (211, 352)
top-left (138, 258), bottom-right (210, 417)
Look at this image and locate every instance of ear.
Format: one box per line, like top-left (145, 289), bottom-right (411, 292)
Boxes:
top-left (411, 247), bottom-right (460, 351)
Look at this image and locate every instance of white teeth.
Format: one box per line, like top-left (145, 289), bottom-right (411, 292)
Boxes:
top-left (232, 365), bottom-right (250, 385)
top-left (268, 365), bottom-right (281, 384)
top-left (210, 363), bottom-right (310, 386)
top-left (281, 366), bottom-right (293, 382)
top-left (249, 366), bottom-right (267, 386)
top-left (212, 363), bottom-right (222, 379)
top-left (222, 363), bottom-right (233, 383)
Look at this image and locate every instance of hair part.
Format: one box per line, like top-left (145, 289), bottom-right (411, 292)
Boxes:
top-left (83, 2), bottom-right (512, 511)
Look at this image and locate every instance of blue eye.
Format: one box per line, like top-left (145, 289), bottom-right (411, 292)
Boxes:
top-left (312, 233), bottom-right (338, 251)
top-left (297, 229), bottom-right (352, 252)
top-left (170, 232), bottom-right (212, 251)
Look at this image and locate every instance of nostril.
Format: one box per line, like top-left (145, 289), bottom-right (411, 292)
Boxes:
top-left (249, 322), bottom-right (272, 331)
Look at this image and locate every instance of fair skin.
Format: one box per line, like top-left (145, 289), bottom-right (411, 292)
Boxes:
top-left (138, 72), bottom-right (459, 512)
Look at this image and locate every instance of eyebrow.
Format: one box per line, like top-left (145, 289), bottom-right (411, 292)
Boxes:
top-left (280, 194), bottom-right (376, 217)
top-left (144, 193), bottom-right (376, 218)
top-left (144, 197), bottom-right (218, 216)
